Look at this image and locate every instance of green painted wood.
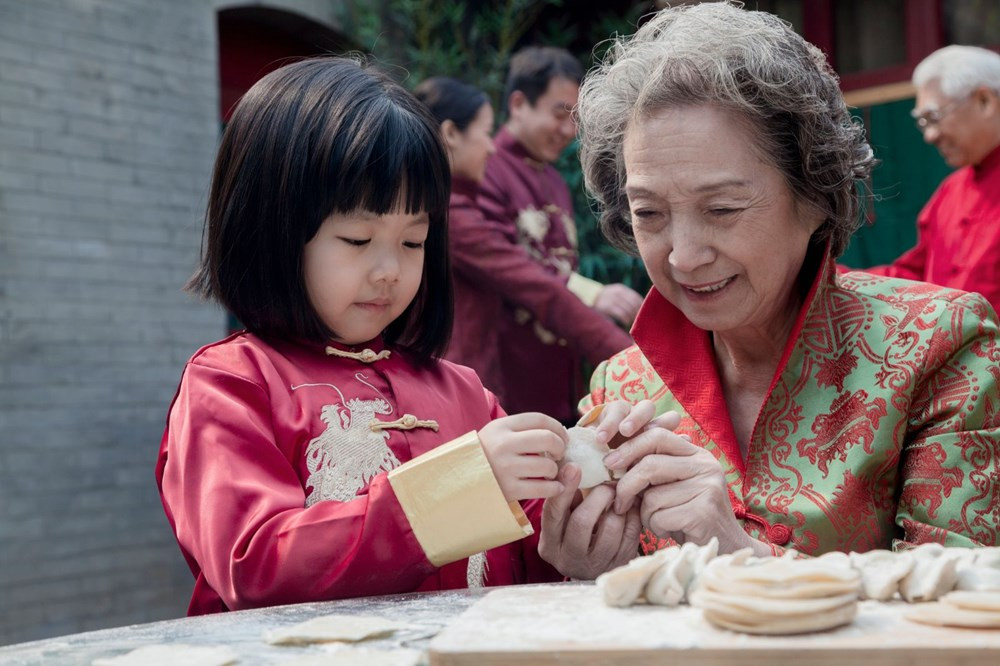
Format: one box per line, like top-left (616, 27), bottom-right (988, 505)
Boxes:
top-left (842, 99), bottom-right (953, 268)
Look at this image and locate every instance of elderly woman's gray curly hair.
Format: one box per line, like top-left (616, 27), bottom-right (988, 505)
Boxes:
top-left (577, 1), bottom-right (875, 258)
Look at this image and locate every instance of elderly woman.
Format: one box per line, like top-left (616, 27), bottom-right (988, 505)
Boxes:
top-left (539, 2), bottom-right (998, 575)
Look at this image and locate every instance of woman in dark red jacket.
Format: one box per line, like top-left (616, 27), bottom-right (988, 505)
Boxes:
top-left (414, 78), bottom-right (630, 408)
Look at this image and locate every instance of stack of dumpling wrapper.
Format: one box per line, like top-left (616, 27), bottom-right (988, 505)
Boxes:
top-left (906, 590), bottom-right (1000, 628)
top-left (598, 540), bottom-right (1000, 633)
top-left (690, 554), bottom-right (861, 635)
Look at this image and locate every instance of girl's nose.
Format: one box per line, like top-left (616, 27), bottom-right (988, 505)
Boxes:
top-left (371, 250), bottom-right (401, 284)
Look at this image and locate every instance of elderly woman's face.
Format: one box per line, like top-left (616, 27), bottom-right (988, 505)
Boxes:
top-left (624, 105), bottom-right (823, 337)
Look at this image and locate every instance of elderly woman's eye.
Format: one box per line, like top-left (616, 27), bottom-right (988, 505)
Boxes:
top-left (709, 207), bottom-right (739, 216)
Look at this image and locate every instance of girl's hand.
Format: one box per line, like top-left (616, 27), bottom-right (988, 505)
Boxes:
top-left (604, 428), bottom-right (760, 554)
top-left (538, 464), bottom-right (642, 579)
top-left (479, 413), bottom-right (569, 501)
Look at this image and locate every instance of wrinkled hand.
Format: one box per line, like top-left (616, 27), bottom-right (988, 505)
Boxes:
top-left (605, 427), bottom-right (756, 554)
top-left (593, 283), bottom-right (643, 327)
top-left (538, 464), bottom-right (642, 579)
top-left (480, 413), bottom-right (568, 502)
top-left (580, 400), bottom-right (679, 450)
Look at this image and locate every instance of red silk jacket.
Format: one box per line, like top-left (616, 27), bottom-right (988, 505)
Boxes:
top-left (447, 175), bottom-right (632, 402)
top-left (156, 333), bottom-right (561, 615)
top-left (478, 128), bottom-right (631, 421)
top-left (865, 144), bottom-right (1000, 311)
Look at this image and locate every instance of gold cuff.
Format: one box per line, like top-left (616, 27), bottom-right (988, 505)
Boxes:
top-left (567, 272), bottom-right (604, 307)
top-left (388, 431), bottom-right (532, 566)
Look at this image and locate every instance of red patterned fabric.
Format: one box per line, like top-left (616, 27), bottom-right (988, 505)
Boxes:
top-left (583, 254), bottom-right (1000, 554)
top-left (156, 333), bottom-right (561, 615)
top-left (477, 128), bottom-right (631, 422)
top-left (446, 176), bottom-right (632, 402)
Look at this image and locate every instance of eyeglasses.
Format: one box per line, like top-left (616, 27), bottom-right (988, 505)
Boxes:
top-left (911, 98), bottom-right (965, 131)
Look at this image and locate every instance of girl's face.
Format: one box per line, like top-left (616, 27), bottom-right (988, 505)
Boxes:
top-left (445, 102), bottom-right (496, 183)
top-left (303, 207), bottom-right (428, 345)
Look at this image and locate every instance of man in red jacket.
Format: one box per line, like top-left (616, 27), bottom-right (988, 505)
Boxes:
top-left (466, 46), bottom-right (641, 424)
top-left (862, 46), bottom-right (1000, 311)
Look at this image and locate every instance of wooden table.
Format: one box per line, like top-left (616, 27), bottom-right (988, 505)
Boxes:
top-left (2, 583), bottom-right (997, 665)
top-left (429, 584), bottom-right (1000, 665)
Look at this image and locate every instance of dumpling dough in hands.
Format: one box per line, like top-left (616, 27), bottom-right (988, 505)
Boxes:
top-left (561, 427), bottom-right (614, 489)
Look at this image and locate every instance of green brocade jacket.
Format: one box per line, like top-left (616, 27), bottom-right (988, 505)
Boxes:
top-left (581, 256), bottom-right (1000, 554)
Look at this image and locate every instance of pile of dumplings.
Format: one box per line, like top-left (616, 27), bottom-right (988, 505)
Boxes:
top-left (596, 540), bottom-right (1000, 633)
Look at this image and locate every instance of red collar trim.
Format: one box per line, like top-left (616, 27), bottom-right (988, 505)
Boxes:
top-left (631, 245), bottom-right (832, 474)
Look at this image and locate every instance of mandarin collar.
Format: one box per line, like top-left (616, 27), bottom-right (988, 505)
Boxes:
top-left (450, 175), bottom-right (480, 199)
top-left (630, 243), bottom-right (831, 473)
top-left (323, 336), bottom-right (387, 356)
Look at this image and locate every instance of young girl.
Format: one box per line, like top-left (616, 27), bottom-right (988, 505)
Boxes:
top-left (156, 58), bottom-right (581, 615)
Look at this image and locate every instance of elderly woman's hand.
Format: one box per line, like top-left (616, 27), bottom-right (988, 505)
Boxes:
top-left (604, 429), bottom-right (769, 555)
top-left (537, 464), bottom-right (642, 579)
top-left (579, 399), bottom-right (683, 449)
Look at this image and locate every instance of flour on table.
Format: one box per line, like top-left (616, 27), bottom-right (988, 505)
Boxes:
top-left (279, 645), bottom-right (424, 665)
top-left (91, 644), bottom-right (237, 666)
top-left (265, 614), bottom-right (405, 645)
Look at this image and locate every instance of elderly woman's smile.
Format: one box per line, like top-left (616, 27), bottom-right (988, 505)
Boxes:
top-left (624, 104), bottom-right (823, 346)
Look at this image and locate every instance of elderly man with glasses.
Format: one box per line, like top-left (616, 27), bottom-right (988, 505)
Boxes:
top-left (863, 45), bottom-right (1000, 311)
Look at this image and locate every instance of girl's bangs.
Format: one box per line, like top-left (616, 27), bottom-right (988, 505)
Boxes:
top-left (328, 105), bottom-right (450, 219)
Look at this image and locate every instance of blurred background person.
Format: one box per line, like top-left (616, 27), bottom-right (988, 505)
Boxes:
top-left (479, 46), bottom-right (642, 424)
top-left (853, 46), bottom-right (1000, 312)
top-left (415, 77), bottom-right (633, 405)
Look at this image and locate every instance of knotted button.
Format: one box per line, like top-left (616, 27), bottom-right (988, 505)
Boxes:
top-left (768, 523), bottom-right (792, 545)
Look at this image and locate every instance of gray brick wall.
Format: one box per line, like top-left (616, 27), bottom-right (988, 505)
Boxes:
top-left (0, 0), bottom-right (347, 646)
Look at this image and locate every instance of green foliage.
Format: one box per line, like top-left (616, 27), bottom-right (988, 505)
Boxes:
top-left (342, 0), bottom-right (562, 111)
top-left (343, 0), bottom-right (651, 294)
top-left (555, 141), bottom-right (649, 293)
top-left (555, 3), bottom-right (651, 294)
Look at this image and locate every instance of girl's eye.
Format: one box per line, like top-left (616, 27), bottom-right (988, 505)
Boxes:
top-left (339, 238), bottom-right (370, 247)
top-left (403, 241), bottom-right (425, 250)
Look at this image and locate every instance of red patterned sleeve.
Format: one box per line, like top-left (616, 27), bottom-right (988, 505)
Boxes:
top-left (473, 173), bottom-right (633, 365)
top-left (894, 292), bottom-right (1000, 548)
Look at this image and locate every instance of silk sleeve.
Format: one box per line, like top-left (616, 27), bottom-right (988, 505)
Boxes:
top-left (894, 292), bottom-right (1000, 548)
top-left (471, 177), bottom-right (633, 365)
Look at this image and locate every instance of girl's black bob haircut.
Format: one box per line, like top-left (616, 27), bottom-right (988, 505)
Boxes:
top-left (188, 56), bottom-right (453, 363)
